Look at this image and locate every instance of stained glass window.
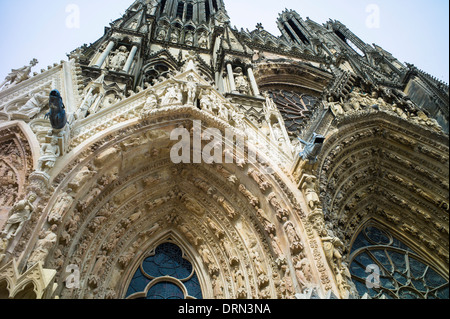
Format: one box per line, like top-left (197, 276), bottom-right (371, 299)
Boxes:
top-left (125, 242), bottom-right (203, 299)
top-left (266, 90), bottom-right (317, 137)
top-left (349, 223), bottom-right (449, 299)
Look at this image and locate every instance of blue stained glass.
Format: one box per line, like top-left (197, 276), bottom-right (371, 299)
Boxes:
top-left (436, 286), bottom-right (449, 299)
top-left (371, 250), bottom-right (392, 273)
top-left (350, 232), bottom-right (370, 254)
top-left (409, 257), bottom-right (428, 279)
top-left (398, 288), bottom-right (423, 299)
top-left (349, 223), bottom-right (449, 299)
top-left (147, 282), bottom-right (184, 299)
top-left (380, 276), bottom-right (396, 290)
top-left (365, 226), bottom-right (390, 245)
top-left (126, 267), bottom-right (151, 298)
top-left (126, 242), bottom-right (203, 299)
top-left (424, 268), bottom-right (447, 287)
top-left (184, 273), bottom-right (203, 299)
top-left (388, 251), bottom-right (406, 272)
top-left (142, 243), bottom-right (193, 280)
top-left (355, 252), bottom-right (373, 266)
top-left (411, 279), bottom-right (426, 292)
top-left (354, 280), bottom-right (369, 296)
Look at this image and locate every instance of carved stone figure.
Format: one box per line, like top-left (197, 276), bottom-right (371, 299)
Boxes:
top-left (238, 184), bottom-right (259, 207)
top-left (170, 28), bottom-right (180, 43)
top-left (13, 90), bottom-right (49, 119)
top-left (234, 67), bottom-right (250, 95)
top-left (69, 166), bottom-right (97, 191)
top-left (301, 174), bottom-right (321, 210)
top-left (2, 194), bottom-right (36, 240)
top-left (184, 75), bottom-right (197, 105)
top-left (185, 31), bottom-right (194, 46)
top-left (27, 224), bottom-right (58, 269)
top-left (161, 83), bottom-right (182, 105)
top-left (89, 250), bottom-right (108, 288)
top-left (108, 46), bottom-right (129, 71)
top-left (156, 27), bottom-right (167, 41)
top-left (247, 167), bottom-right (270, 192)
top-left (48, 190), bottom-right (74, 224)
top-left (199, 89), bottom-right (213, 113)
top-left (212, 274), bottom-right (224, 298)
top-left (0, 238), bottom-right (7, 263)
top-left (216, 195), bottom-right (238, 219)
top-left (198, 31), bottom-right (208, 49)
top-left (142, 90), bottom-right (158, 114)
top-left (200, 246), bottom-right (217, 274)
top-left (293, 255), bottom-right (315, 291)
top-left (0, 59), bottom-right (38, 90)
top-left (37, 136), bottom-right (60, 173)
top-left (328, 96), bottom-right (345, 116)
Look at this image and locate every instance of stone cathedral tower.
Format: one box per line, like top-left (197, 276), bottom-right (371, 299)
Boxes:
top-left (0, 0), bottom-right (448, 300)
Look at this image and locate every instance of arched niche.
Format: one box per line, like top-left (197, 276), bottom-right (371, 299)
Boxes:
top-left (316, 111), bottom-right (449, 276)
top-left (0, 121), bottom-right (40, 229)
top-left (16, 110), bottom-right (333, 299)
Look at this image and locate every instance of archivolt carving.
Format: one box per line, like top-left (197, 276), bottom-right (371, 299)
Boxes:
top-left (316, 113), bottom-right (449, 274)
top-left (4, 100), bottom-right (338, 299)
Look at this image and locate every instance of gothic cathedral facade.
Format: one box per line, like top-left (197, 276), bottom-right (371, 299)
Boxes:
top-left (0, 0), bottom-right (448, 300)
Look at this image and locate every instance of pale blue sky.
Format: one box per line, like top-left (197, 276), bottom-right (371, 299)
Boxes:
top-left (0, 0), bottom-right (448, 83)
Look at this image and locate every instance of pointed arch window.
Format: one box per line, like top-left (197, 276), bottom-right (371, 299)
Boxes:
top-left (334, 29), bottom-right (364, 56)
top-left (349, 222), bottom-right (449, 299)
top-left (204, 0), bottom-right (211, 21)
top-left (212, 0), bottom-right (219, 12)
top-left (125, 242), bottom-right (203, 299)
top-left (287, 19), bottom-right (309, 45)
top-left (160, 0), bottom-right (167, 15)
top-left (176, 1), bottom-right (185, 19)
top-left (186, 3), bottom-right (194, 21)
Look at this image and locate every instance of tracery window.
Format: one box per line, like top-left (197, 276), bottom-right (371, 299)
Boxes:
top-left (125, 242), bottom-right (203, 299)
top-left (266, 90), bottom-right (317, 137)
top-left (349, 223), bottom-right (449, 299)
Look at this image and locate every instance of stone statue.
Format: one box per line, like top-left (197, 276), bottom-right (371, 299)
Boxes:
top-left (108, 46), bottom-right (129, 71)
top-left (14, 90), bottom-right (49, 119)
top-left (0, 59), bottom-right (38, 90)
top-left (170, 29), bottom-right (180, 43)
top-left (321, 229), bottom-right (344, 272)
top-left (185, 31), bottom-right (194, 46)
top-left (345, 87), bottom-right (366, 112)
top-left (37, 136), bottom-right (61, 172)
top-left (48, 190), bottom-right (74, 224)
top-left (0, 238), bottom-right (7, 263)
top-left (184, 75), bottom-right (197, 105)
top-left (26, 224), bottom-right (58, 269)
top-left (198, 31), bottom-right (208, 49)
top-left (156, 27), bottom-right (167, 41)
top-left (2, 194), bottom-right (37, 241)
top-left (301, 174), bottom-right (321, 210)
top-left (293, 255), bottom-right (315, 291)
top-left (234, 67), bottom-right (250, 95)
top-left (161, 83), bottom-right (182, 105)
top-left (328, 96), bottom-right (345, 116)
top-left (212, 275), bottom-right (224, 298)
top-left (142, 89), bottom-right (158, 114)
top-left (199, 89), bottom-right (213, 113)
top-left (272, 122), bottom-right (285, 144)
